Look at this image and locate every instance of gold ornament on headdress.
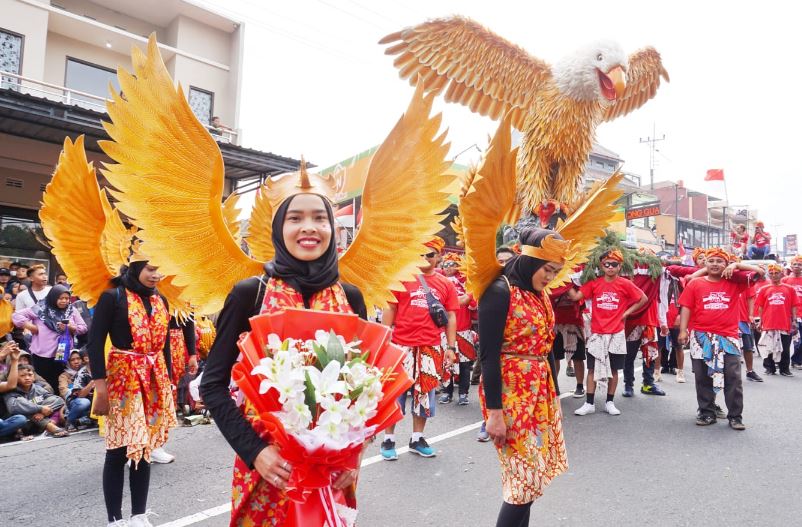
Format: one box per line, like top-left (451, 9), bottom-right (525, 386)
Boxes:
top-left (520, 235), bottom-right (577, 265)
top-left (55, 35), bottom-right (453, 314)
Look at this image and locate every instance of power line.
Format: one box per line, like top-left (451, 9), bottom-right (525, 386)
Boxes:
top-left (639, 122), bottom-right (665, 190)
top-left (313, 0), bottom-right (389, 31)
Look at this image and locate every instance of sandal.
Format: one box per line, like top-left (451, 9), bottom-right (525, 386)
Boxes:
top-left (46, 426), bottom-right (70, 438)
top-left (13, 430), bottom-right (34, 442)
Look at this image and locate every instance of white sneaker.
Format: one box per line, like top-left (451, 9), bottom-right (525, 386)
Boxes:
top-left (654, 371), bottom-right (663, 383)
top-left (604, 401), bottom-right (621, 416)
top-left (574, 402), bottom-right (595, 416)
top-left (676, 370), bottom-right (686, 383)
top-left (129, 511), bottom-right (157, 527)
top-left (107, 521), bottom-right (128, 527)
top-left (150, 447), bottom-right (175, 464)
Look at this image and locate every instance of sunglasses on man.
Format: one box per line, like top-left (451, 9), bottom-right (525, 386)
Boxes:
top-left (602, 261), bottom-right (620, 269)
top-left (422, 252), bottom-right (437, 258)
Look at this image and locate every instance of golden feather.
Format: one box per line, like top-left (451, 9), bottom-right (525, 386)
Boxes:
top-left (245, 184), bottom-right (275, 262)
top-left (380, 17), bottom-right (551, 130)
top-left (547, 172), bottom-right (625, 290)
top-left (100, 35), bottom-right (262, 315)
top-left (339, 80), bottom-right (454, 309)
top-left (604, 48), bottom-right (669, 121)
top-left (40, 136), bottom-right (114, 306)
top-left (98, 189), bottom-right (136, 275)
top-left (222, 192), bottom-right (242, 243)
top-left (0, 298), bottom-right (12, 336)
top-left (460, 113), bottom-right (518, 300)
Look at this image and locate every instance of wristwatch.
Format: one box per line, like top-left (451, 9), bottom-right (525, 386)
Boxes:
top-left (447, 345), bottom-right (457, 352)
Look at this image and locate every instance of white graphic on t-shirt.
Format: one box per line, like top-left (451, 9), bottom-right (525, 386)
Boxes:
top-left (595, 292), bottom-right (620, 311)
top-left (767, 291), bottom-right (787, 306)
top-left (702, 291), bottom-right (731, 310)
top-left (410, 287), bottom-right (442, 309)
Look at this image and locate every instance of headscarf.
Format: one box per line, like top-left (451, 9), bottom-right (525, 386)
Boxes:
top-left (767, 263), bottom-right (783, 274)
top-left (116, 260), bottom-right (156, 299)
top-left (691, 247), bottom-right (706, 264)
top-left (791, 255), bottom-right (802, 265)
top-left (705, 247), bottom-right (730, 263)
top-left (34, 284), bottom-right (73, 333)
top-left (424, 236), bottom-right (445, 253)
top-left (264, 194), bottom-right (339, 301)
top-left (502, 228), bottom-right (557, 294)
top-left (600, 249), bottom-right (624, 263)
top-left (63, 350), bottom-right (82, 377)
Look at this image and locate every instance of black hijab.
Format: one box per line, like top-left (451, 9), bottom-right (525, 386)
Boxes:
top-left (35, 284), bottom-right (73, 332)
top-left (264, 194), bottom-right (339, 301)
top-left (503, 228), bottom-right (562, 295)
top-left (113, 260), bottom-right (156, 299)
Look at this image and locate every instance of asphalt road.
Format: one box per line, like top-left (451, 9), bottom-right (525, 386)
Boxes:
top-left (2, 361), bottom-right (801, 527)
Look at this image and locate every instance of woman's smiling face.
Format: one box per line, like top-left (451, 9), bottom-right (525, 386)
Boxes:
top-left (282, 194), bottom-right (333, 261)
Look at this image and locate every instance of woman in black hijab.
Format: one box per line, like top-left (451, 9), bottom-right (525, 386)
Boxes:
top-left (478, 228), bottom-right (569, 527)
top-left (201, 192), bottom-right (366, 527)
top-left (86, 259), bottom-right (175, 526)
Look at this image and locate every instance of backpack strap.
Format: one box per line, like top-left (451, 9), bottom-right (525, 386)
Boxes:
top-left (252, 274), bottom-right (268, 316)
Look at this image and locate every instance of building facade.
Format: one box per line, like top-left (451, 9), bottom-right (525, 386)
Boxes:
top-left (0, 0), bottom-right (301, 272)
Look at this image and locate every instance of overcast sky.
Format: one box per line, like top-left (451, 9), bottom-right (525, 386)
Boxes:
top-left (200, 0), bottom-right (802, 244)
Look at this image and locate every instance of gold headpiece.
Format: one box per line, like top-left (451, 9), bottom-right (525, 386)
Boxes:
top-left (767, 263), bottom-right (783, 273)
top-left (265, 159), bottom-right (341, 213)
top-left (520, 235), bottom-right (577, 265)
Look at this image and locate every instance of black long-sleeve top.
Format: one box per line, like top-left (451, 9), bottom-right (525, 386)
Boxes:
top-left (200, 277), bottom-right (367, 467)
top-left (86, 287), bottom-right (171, 379)
top-left (478, 278), bottom-right (512, 410)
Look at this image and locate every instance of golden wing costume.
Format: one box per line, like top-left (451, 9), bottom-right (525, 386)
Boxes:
top-left (382, 16), bottom-right (667, 225)
top-left (72, 36), bottom-right (453, 315)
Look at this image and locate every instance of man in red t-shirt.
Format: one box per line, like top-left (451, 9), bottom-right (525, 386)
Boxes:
top-left (756, 263), bottom-right (799, 376)
top-left (380, 237), bottom-right (458, 460)
top-left (678, 248), bottom-right (764, 429)
top-left (748, 221), bottom-right (772, 259)
top-left (567, 250), bottom-right (647, 417)
top-left (781, 255), bottom-right (802, 368)
top-left (438, 253), bottom-right (477, 405)
top-left (737, 282), bottom-right (763, 382)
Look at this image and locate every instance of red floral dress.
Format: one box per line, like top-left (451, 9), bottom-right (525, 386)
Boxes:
top-left (480, 282), bottom-right (568, 504)
top-left (169, 327), bottom-right (189, 386)
top-left (105, 290), bottom-right (176, 464)
top-left (230, 277), bottom-right (355, 527)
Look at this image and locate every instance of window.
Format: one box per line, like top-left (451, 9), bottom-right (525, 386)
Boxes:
top-left (188, 86), bottom-right (213, 126)
top-left (0, 28), bottom-right (24, 90)
top-left (64, 57), bottom-right (119, 107)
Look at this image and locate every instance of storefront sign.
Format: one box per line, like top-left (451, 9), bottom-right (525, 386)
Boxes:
top-left (626, 204), bottom-right (661, 221)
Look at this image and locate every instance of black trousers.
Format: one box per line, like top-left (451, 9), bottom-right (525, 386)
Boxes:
top-left (692, 356), bottom-right (743, 419)
top-left (31, 354), bottom-right (65, 395)
top-left (762, 333), bottom-right (792, 373)
top-left (443, 361), bottom-right (474, 396)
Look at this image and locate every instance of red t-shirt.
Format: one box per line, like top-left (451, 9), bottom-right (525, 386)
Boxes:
top-left (679, 277), bottom-right (749, 338)
top-left (666, 302), bottom-right (680, 328)
top-left (781, 275), bottom-right (802, 306)
top-left (730, 232), bottom-right (749, 249)
top-left (580, 276), bottom-right (643, 334)
top-left (754, 231), bottom-right (771, 248)
top-left (444, 274), bottom-right (475, 331)
top-left (389, 273), bottom-right (459, 346)
top-left (755, 283), bottom-right (799, 331)
top-left (549, 284), bottom-right (583, 326)
top-left (737, 284), bottom-right (756, 323)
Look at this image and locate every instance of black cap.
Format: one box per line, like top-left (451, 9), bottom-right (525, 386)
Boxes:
top-left (0, 268), bottom-right (10, 276)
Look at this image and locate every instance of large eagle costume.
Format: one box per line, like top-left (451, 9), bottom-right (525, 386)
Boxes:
top-left (381, 16), bottom-right (669, 226)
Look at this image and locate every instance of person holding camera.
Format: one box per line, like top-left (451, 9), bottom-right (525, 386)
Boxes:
top-left (11, 284), bottom-right (87, 392)
top-left (380, 236), bottom-right (458, 460)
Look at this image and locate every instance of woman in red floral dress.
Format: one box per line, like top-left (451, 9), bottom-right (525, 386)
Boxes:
top-left (88, 260), bottom-right (177, 527)
top-left (479, 228), bottom-right (569, 527)
top-left (201, 192), bottom-right (367, 527)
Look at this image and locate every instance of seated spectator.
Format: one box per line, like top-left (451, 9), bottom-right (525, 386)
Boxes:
top-left (58, 350), bottom-right (94, 431)
top-left (12, 284), bottom-right (87, 393)
top-left (748, 222), bottom-right (772, 259)
top-left (4, 363), bottom-right (68, 437)
top-left (0, 341), bottom-right (27, 440)
top-left (210, 116), bottom-right (233, 143)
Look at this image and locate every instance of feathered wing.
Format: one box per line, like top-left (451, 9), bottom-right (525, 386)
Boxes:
top-left (100, 35), bottom-right (262, 315)
top-left (603, 48), bottom-right (669, 121)
top-left (380, 16), bottom-right (552, 130)
top-left (40, 136), bottom-right (114, 306)
top-left (245, 185), bottom-right (275, 262)
top-left (0, 298), bottom-right (13, 336)
top-left (222, 193), bottom-right (242, 243)
top-left (99, 189), bottom-right (136, 275)
top-left (549, 172), bottom-right (625, 289)
top-left (460, 113), bottom-right (518, 300)
top-left (339, 80), bottom-right (454, 309)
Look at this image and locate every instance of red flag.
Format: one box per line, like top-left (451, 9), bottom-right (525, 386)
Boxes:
top-left (335, 204), bottom-right (354, 217)
top-left (678, 238), bottom-right (686, 257)
top-left (705, 169), bottom-right (724, 181)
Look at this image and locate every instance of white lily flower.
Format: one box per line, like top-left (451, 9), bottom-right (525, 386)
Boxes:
top-left (306, 360), bottom-right (347, 396)
top-left (318, 395), bottom-right (353, 426)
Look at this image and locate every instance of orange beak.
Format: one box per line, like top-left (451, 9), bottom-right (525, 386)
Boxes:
top-left (606, 65), bottom-right (626, 99)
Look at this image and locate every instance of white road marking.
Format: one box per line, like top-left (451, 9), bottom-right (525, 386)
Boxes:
top-left (158, 365), bottom-right (648, 526)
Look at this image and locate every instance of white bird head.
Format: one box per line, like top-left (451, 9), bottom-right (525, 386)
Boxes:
top-left (552, 40), bottom-right (627, 102)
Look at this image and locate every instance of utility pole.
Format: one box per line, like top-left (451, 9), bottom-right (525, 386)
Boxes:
top-left (639, 123), bottom-right (665, 190)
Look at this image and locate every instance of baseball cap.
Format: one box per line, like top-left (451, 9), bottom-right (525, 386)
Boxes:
top-left (0, 268), bottom-right (11, 276)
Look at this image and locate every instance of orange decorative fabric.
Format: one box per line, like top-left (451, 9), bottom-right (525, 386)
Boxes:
top-left (169, 328), bottom-right (188, 387)
top-left (104, 289), bottom-right (175, 464)
top-left (480, 284), bottom-right (567, 504)
top-left (424, 236), bottom-right (445, 253)
top-left (230, 277), bottom-right (354, 527)
top-left (705, 247), bottom-right (730, 263)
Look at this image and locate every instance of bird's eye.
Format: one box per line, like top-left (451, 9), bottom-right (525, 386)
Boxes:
top-left (596, 53), bottom-right (603, 61)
